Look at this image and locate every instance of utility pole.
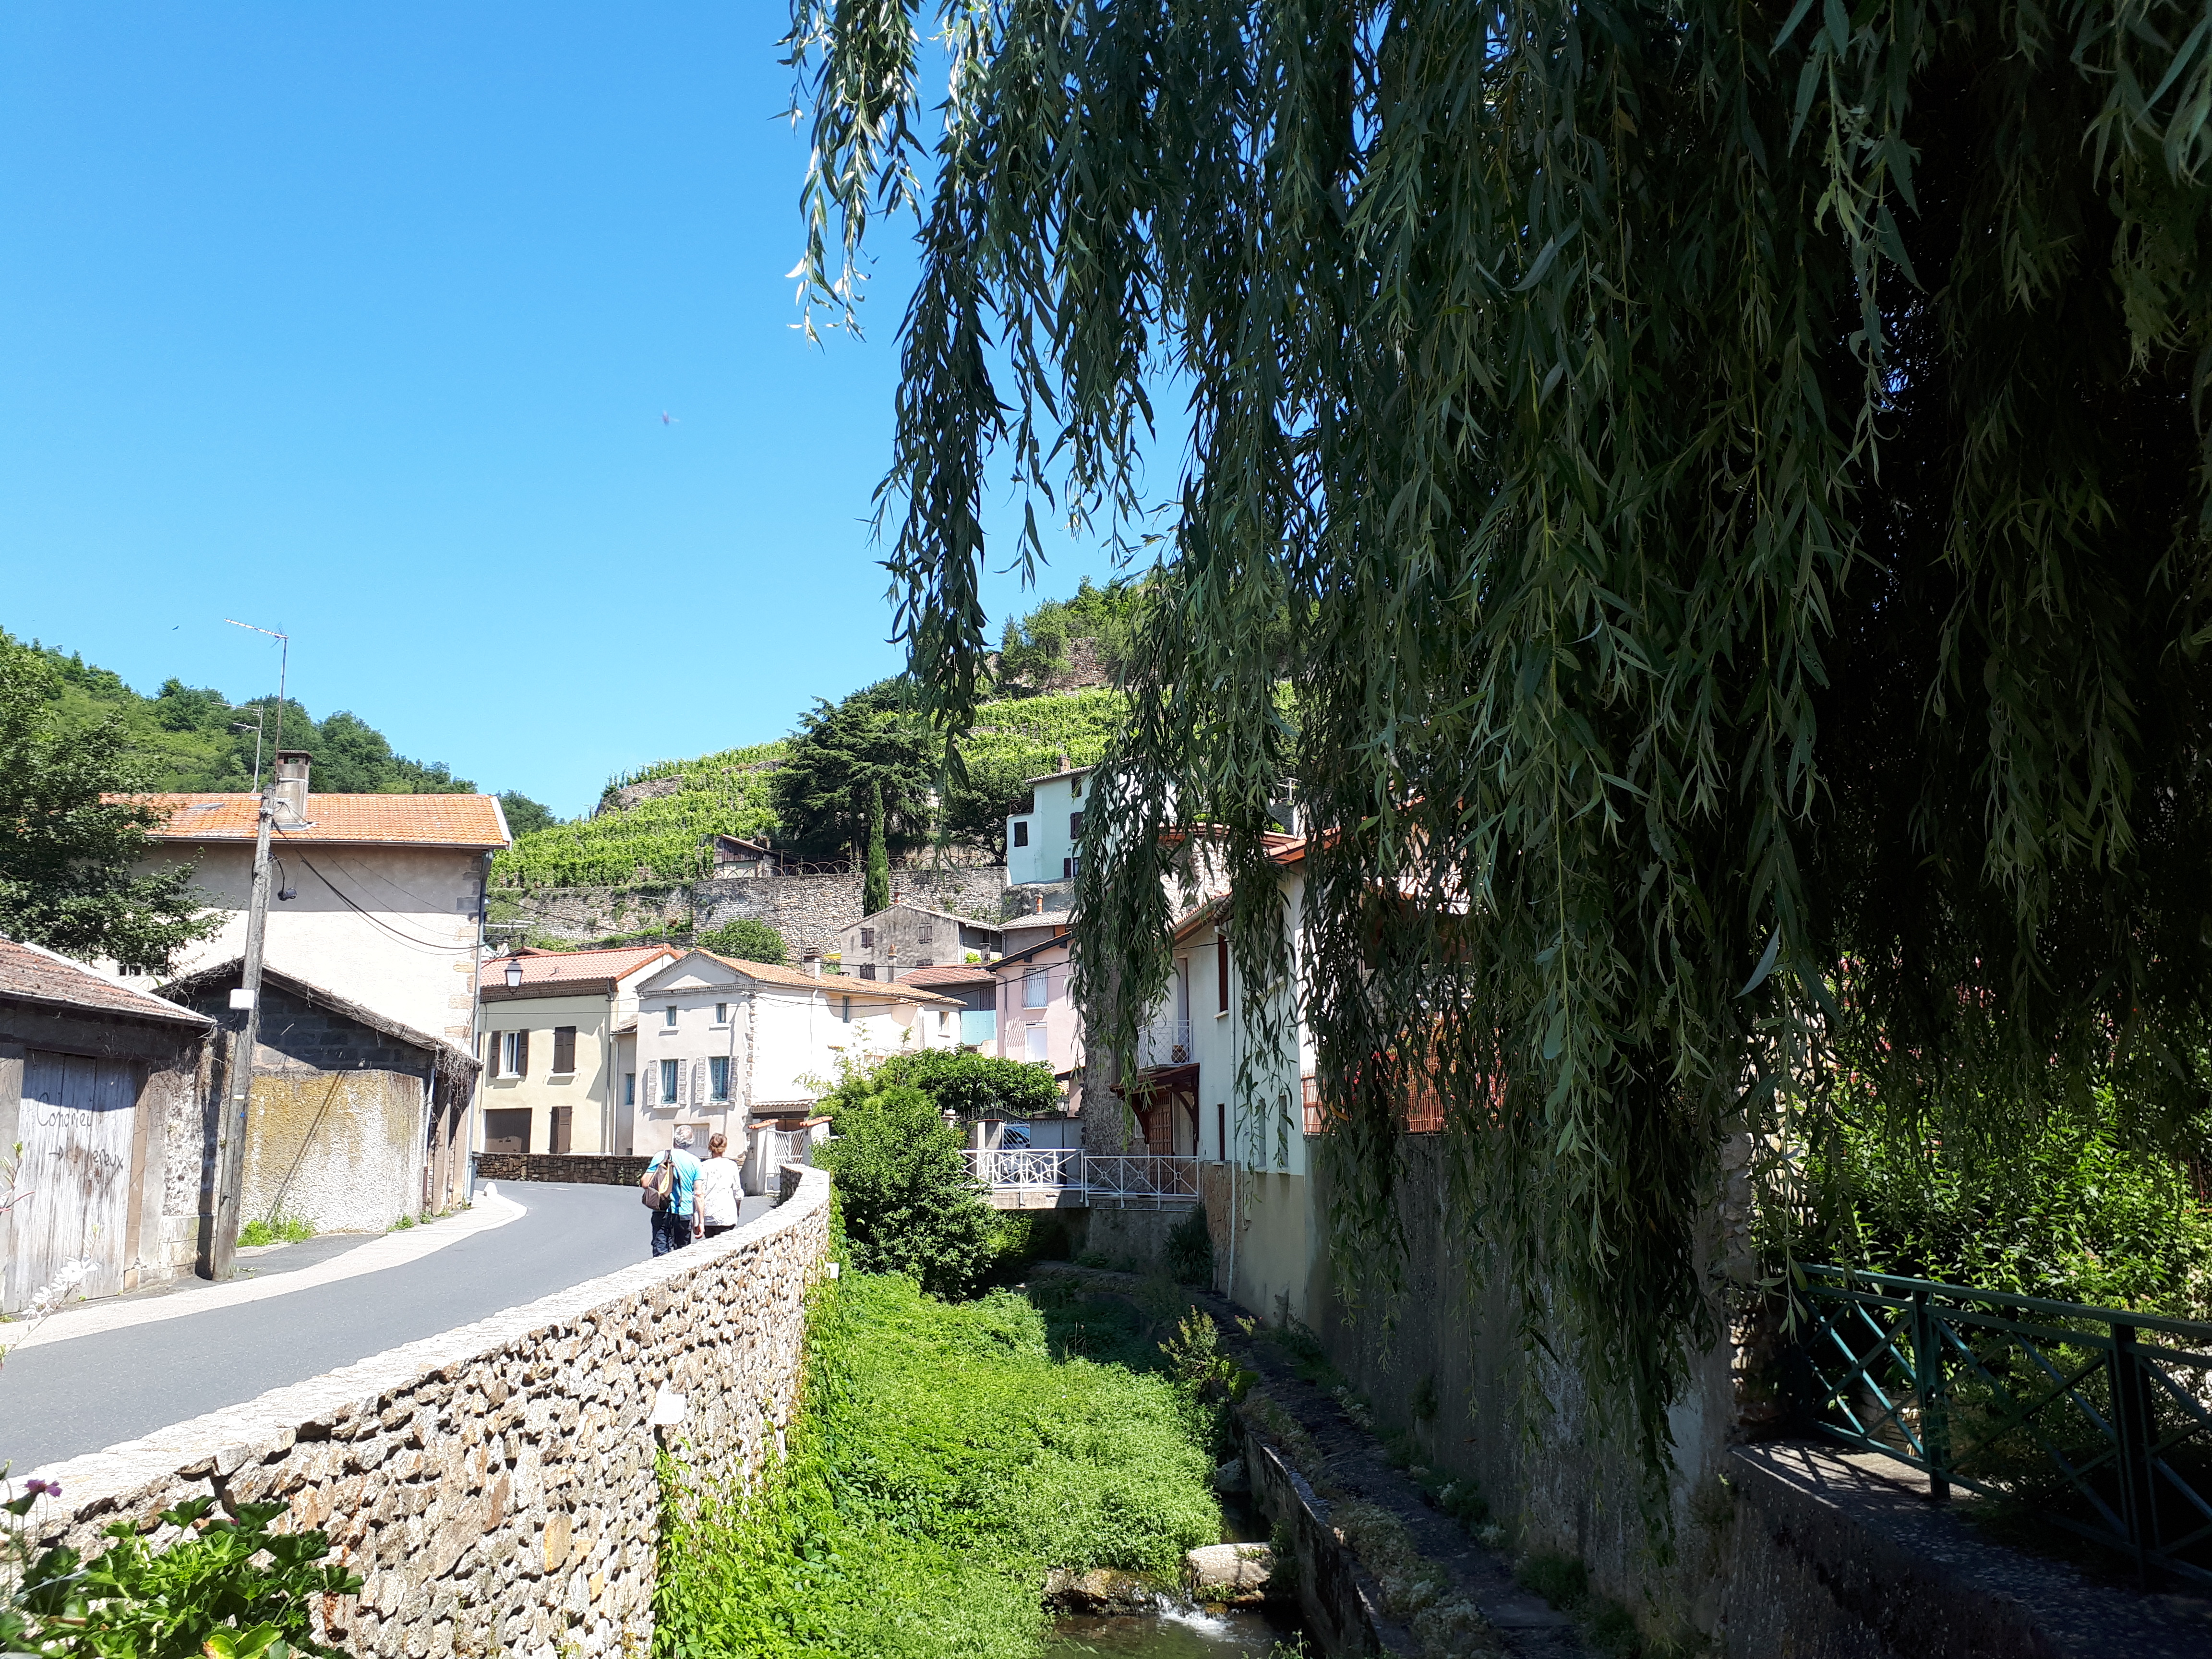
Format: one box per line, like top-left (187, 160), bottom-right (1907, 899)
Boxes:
top-left (202, 621), bottom-right (288, 1282)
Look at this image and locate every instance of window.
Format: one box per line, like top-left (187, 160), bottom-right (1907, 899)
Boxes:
top-left (713, 1002), bottom-right (729, 1026)
top-left (624, 1071), bottom-right (637, 1108)
top-left (709, 1056), bottom-right (731, 1102)
top-left (1070, 774), bottom-right (1083, 798)
top-left (841, 996), bottom-right (852, 1022)
top-left (1023, 972), bottom-right (1049, 1009)
top-left (1025, 1024), bottom-right (1050, 1062)
top-left (1216, 935), bottom-right (1231, 1012)
top-left (500, 1029), bottom-right (529, 1078)
top-left (1012, 820), bottom-right (1030, 848)
top-left (1063, 855), bottom-right (1080, 881)
top-left (917, 922), bottom-right (933, 944)
top-left (938, 1011), bottom-right (950, 1035)
top-left (552, 1026), bottom-right (577, 1074)
top-left (663, 1005), bottom-right (678, 1028)
top-left (1070, 812), bottom-right (1084, 840)
top-left (860, 927), bottom-right (876, 948)
top-left (1216, 1102), bottom-right (1227, 1164)
top-left (659, 1058), bottom-right (681, 1105)
top-left (859, 964), bottom-right (878, 981)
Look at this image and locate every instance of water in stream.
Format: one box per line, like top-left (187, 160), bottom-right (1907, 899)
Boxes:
top-left (1041, 1602), bottom-right (1300, 1658)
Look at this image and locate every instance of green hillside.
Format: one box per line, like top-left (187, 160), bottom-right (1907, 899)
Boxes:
top-left (492, 688), bottom-right (1125, 890)
top-left (8, 627), bottom-right (478, 796)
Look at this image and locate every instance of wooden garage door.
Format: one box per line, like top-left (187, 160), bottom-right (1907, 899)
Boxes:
top-left (6, 1052), bottom-right (135, 1311)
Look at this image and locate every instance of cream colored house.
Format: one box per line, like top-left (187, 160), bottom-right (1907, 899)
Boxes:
top-left (625, 952), bottom-right (964, 1155)
top-left (475, 945), bottom-right (679, 1156)
top-left (118, 753), bottom-right (510, 1051)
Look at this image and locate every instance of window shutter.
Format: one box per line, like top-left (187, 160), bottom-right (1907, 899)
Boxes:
top-left (692, 1058), bottom-right (706, 1107)
top-left (553, 1026), bottom-right (577, 1073)
top-left (516, 1027), bottom-right (531, 1078)
top-left (485, 1030), bottom-right (498, 1073)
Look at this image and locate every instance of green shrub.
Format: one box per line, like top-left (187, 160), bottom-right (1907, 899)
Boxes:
top-left (1164, 1208), bottom-right (1215, 1287)
top-left (818, 1048), bottom-right (1063, 1121)
top-left (655, 1273), bottom-right (1217, 1659)
top-left (1516, 1550), bottom-right (1587, 1610)
top-left (817, 1086), bottom-right (998, 1298)
top-left (236, 1214), bottom-right (313, 1248)
top-left (695, 916), bottom-right (788, 965)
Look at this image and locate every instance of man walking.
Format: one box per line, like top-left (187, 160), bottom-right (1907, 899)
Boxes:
top-left (642, 1141), bottom-right (702, 1256)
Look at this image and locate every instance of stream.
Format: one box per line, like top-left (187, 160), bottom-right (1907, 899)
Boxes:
top-left (1041, 1603), bottom-right (1300, 1658)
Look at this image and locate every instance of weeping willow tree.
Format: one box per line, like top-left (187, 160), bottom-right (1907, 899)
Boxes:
top-left (787, 0), bottom-right (2212, 1471)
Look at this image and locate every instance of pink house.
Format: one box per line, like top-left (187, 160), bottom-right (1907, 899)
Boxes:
top-left (989, 929), bottom-right (1082, 1085)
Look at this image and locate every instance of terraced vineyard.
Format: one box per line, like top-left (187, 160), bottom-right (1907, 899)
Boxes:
top-left (491, 690), bottom-right (1126, 891)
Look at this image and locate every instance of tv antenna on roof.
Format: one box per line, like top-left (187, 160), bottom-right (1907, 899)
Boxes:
top-left (224, 619), bottom-right (290, 777)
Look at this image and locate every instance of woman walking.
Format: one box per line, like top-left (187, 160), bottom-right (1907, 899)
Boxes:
top-left (695, 1131), bottom-right (743, 1240)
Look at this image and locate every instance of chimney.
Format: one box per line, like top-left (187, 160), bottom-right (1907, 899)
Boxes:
top-left (802, 950), bottom-right (822, 978)
top-left (273, 751), bottom-right (311, 821)
top-left (1056, 751), bottom-right (1071, 773)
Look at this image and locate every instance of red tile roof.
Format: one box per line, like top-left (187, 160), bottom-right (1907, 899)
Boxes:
top-left (0, 937), bottom-right (214, 1025)
top-left (113, 793), bottom-right (510, 850)
top-left (692, 952), bottom-right (964, 1007)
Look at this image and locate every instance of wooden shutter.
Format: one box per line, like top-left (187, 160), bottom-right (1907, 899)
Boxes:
top-left (553, 1026), bottom-right (577, 1073)
top-left (485, 1030), bottom-right (499, 1073)
top-left (1216, 936), bottom-right (1230, 1012)
top-left (515, 1027), bottom-right (531, 1079)
top-left (691, 1058), bottom-right (706, 1108)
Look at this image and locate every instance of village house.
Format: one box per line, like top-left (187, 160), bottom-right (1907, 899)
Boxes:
top-left (988, 930), bottom-right (1083, 1078)
top-left (1005, 762), bottom-right (1093, 887)
top-left (837, 901), bottom-right (1001, 981)
top-left (1136, 839), bottom-right (1321, 1318)
top-left (161, 960), bottom-right (479, 1235)
top-left (116, 751), bottom-right (510, 1051)
top-left (625, 950), bottom-right (963, 1159)
top-left (0, 938), bottom-right (214, 1311)
top-left (474, 944), bottom-right (679, 1157)
top-left (895, 963), bottom-right (1001, 1047)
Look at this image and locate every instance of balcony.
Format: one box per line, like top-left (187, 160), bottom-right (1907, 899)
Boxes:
top-left (1137, 1017), bottom-right (1194, 1070)
top-left (961, 1149), bottom-right (1199, 1211)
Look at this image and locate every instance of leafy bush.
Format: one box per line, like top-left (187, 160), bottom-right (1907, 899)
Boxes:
top-left (695, 916), bottom-right (787, 965)
top-left (4, 1495), bottom-right (362, 1659)
top-left (655, 1272), bottom-right (1218, 1659)
top-left (1799, 1102), bottom-right (2212, 1316)
top-left (817, 1048), bottom-right (1062, 1121)
top-left (817, 1085), bottom-right (998, 1298)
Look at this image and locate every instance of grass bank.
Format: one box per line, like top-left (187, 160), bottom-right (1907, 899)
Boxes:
top-left (655, 1272), bottom-right (1220, 1659)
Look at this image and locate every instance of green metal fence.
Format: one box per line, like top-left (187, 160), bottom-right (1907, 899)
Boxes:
top-left (1791, 1265), bottom-right (2212, 1586)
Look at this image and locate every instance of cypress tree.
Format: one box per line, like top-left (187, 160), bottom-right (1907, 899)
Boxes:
top-left (862, 781), bottom-right (890, 918)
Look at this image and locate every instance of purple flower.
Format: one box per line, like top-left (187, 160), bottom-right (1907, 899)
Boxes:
top-left (24, 1479), bottom-right (60, 1499)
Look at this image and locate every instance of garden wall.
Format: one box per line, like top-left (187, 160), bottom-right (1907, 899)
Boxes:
top-left (27, 1165), bottom-right (834, 1659)
top-left (471, 1152), bottom-right (650, 1186)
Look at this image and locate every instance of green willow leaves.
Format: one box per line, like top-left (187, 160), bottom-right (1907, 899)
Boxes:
top-left (789, 0), bottom-right (2212, 1477)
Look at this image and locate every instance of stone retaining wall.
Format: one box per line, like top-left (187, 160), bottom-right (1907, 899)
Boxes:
top-left (27, 1165), bottom-right (834, 1659)
top-left (472, 1153), bottom-right (651, 1187)
top-left (497, 866), bottom-right (1011, 956)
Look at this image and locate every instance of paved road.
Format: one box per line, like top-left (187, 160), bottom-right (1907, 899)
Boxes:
top-left (0, 1181), bottom-right (773, 1474)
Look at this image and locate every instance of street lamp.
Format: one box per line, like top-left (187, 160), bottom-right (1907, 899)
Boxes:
top-left (504, 957), bottom-right (525, 990)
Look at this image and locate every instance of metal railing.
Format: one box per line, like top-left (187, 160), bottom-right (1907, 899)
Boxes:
top-left (1791, 1265), bottom-right (2212, 1585)
top-left (960, 1150), bottom-right (1199, 1208)
top-left (1138, 1018), bottom-right (1194, 1069)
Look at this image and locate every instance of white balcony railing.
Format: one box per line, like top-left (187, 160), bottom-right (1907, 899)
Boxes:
top-left (961, 1150), bottom-right (1199, 1209)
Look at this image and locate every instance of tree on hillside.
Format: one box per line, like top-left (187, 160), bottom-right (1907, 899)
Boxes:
top-left (0, 641), bottom-right (219, 969)
top-left (791, 0), bottom-right (2212, 1473)
top-left (994, 575), bottom-right (1149, 692)
top-left (497, 792), bottom-right (556, 838)
top-left (771, 679), bottom-right (935, 864)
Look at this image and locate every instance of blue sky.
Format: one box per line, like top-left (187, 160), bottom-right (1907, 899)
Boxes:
top-left (0, 4), bottom-right (1130, 818)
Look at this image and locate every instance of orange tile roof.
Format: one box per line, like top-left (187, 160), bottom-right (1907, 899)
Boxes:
top-left (114, 793), bottom-right (511, 850)
top-left (897, 964), bottom-right (1001, 989)
top-left (693, 952), bottom-right (964, 1007)
top-left (491, 945), bottom-right (679, 992)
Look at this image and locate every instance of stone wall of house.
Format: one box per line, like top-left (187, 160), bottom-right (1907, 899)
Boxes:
top-left (500, 866), bottom-right (1014, 957)
top-left (473, 1153), bottom-right (651, 1187)
top-left (28, 1165), bottom-right (834, 1659)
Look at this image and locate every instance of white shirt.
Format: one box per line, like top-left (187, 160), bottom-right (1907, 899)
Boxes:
top-left (694, 1155), bottom-right (743, 1228)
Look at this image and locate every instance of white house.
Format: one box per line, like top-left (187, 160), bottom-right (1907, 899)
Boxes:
top-left (476, 944), bottom-right (681, 1156)
top-left (624, 951), bottom-right (964, 1156)
top-left (1006, 763), bottom-right (1094, 887)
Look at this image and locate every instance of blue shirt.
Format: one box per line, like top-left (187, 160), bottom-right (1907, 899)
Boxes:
top-left (649, 1148), bottom-right (702, 1217)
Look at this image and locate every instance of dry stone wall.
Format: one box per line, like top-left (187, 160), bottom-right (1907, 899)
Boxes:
top-left (27, 1165), bottom-right (833, 1659)
top-left (504, 866), bottom-right (1013, 956)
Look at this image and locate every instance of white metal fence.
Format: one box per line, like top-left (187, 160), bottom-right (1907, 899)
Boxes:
top-left (961, 1150), bottom-right (1199, 1208)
